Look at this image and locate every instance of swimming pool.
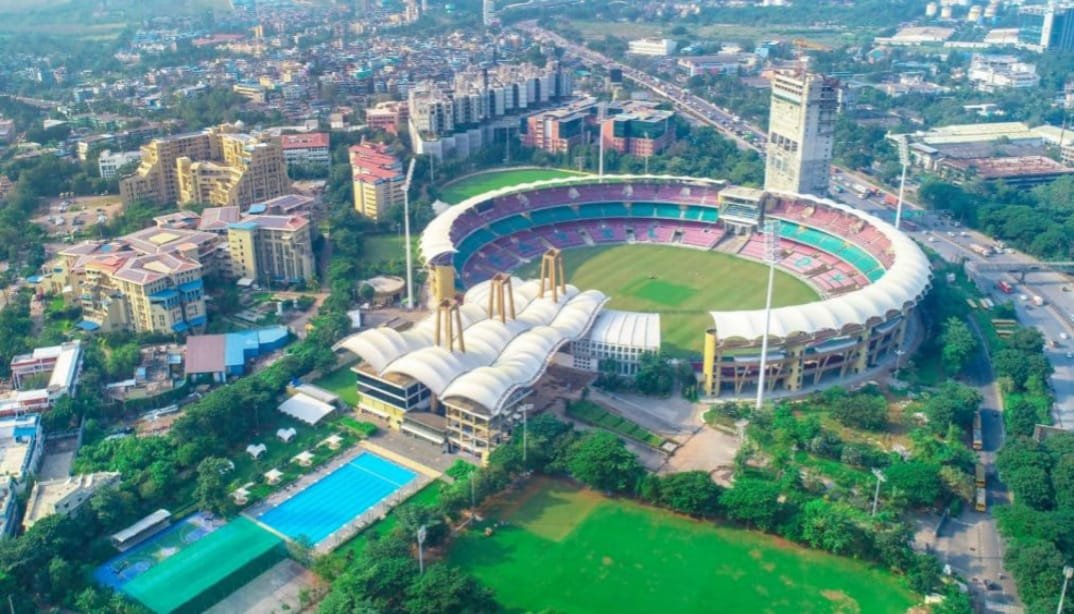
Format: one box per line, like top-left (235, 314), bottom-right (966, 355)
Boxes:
top-left (258, 452), bottom-right (418, 544)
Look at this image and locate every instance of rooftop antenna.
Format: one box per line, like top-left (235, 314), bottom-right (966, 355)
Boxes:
top-left (403, 158), bottom-right (417, 309)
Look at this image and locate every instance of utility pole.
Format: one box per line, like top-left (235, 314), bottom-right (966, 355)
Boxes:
top-left (598, 102), bottom-right (606, 180)
top-left (755, 221), bottom-right (779, 410)
top-left (403, 158), bottom-right (417, 310)
top-left (522, 404), bottom-right (529, 466)
top-left (894, 134), bottom-right (910, 231)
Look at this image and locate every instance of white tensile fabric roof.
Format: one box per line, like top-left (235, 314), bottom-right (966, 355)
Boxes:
top-left (711, 192), bottom-right (931, 341)
top-left (585, 310), bottom-right (661, 350)
top-left (339, 278), bottom-right (608, 415)
top-left (278, 393), bottom-right (334, 425)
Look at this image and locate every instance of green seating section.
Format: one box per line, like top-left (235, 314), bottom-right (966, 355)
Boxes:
top-left (776, 220), bottom-right (885, 282)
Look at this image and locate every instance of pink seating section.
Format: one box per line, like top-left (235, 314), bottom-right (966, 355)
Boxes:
top-left (766, 199), bottom-right (893, 263)
top-left (460, 218), bottom-right (725, 284)
top-left (735, 235), bottom-right (870, 296)
top-left (453, 185), bottom-right (894, 288)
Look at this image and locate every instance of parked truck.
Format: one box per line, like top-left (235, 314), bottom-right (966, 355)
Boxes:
top-left (969, 243), bottom-right (993, 257)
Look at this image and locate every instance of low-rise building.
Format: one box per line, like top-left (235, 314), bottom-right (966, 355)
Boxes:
top-left (279, 133), bottom-right (330, 169)
top-left (22, 472), bottom-right (121, 530)
top-left (521, 98), bottom-right (597, 154)
top-left (366, 101), bottom-right (409, 135)
top-left (184, 326), bottom-right (291, 382)
top-left (0, 477), bottom-right (16, 538)
top-left (628, 38), bottom-right (677, 56)
top-left (938, 155), bottom-right (1074, 187)
top-left (98, 150), bottom-right (142, 180)
top-left (0, 415), bottom-right (43, 491)
top-left (1, 341), bottom-right (83, 417)
top-left (600, 102), bottom-right (675, 156)
top-left (968, 55), bottom-right (1040, 92)
top-left (677, 54), bottom-right (759, 77)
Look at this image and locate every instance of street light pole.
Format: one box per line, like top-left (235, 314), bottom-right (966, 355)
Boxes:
top-left (1058, 565), bottom-right (1074, 614)
top-left (755, 220), bottom-right (779, 411)
top-left (893, 134), bottom-right (910, 231)
top-left (417, 525), bottom-right (427, 574)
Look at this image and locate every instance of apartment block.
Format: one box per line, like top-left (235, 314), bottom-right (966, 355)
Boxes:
top-left (120, 124), bottom-right (289, 208)
top-left (227, 214), bottom-right (315, 286)
top-left (366, 101), bottom-right (409, 135)
top-left (521, 98), bottom-right (597, 154)
top-left (765, 70), bottom-right (839, 196)
top-left (349, 143), bottom-right (406, 221)
top-left (279, 133), bottom-right (331, 169)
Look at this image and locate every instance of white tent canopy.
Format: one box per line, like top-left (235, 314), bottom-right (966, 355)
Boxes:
top-left (278, 393), bottom-right (334, 425)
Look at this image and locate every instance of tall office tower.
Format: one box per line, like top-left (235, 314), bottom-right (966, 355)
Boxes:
top-left (1019, 3), bottom-right (1074, 52)
top-left (764, 70), bottom-right (839, 196)
top-left (483, 0), bottom-right (495, 26)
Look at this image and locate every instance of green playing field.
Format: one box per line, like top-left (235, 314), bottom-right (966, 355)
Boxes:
top-left (439, 168), bottom-right (583, 204)
top-left (449, 480), bottom-right (917, 614)
top-left (516, 244), bottom-right (819, 356)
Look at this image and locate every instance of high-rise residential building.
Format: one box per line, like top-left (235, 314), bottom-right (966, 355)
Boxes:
top-left (349, 143), bottom-right (406, 221)
top-left (120, 124), bottom-right (289, 208)
top-left (98, 150), bottom-right (142, 180)
top-left (227, 214), bottom-right (315, 286)
top-left (408, 62), bottom-right (573, 160)
top-left (764, 70), bottom-right (838, 196)
top-left (483, 0), bottom-right (495, 26)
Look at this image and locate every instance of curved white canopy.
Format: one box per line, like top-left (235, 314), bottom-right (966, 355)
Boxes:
top-left (711, 192), bottom-right (931, 342)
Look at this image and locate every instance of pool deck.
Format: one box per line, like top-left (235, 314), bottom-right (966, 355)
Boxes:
top-left (243, 444), bottom-right (441, 555)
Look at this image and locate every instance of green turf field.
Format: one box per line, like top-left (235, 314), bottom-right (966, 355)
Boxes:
top-left (123, 517), bottom-right (284, 614)
top-left (439, 168), bottom-right (582, 204)
top-left (450, 480), bottom-right (917, 614)
top-left (516, 245), bottom-right (818, 356)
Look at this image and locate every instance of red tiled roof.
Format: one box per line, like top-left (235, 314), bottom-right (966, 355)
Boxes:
top-left (280, 133), bottom-right (330, 150)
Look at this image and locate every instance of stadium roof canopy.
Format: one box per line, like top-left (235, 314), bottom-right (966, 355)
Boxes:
top-left (710, 193), bottom-right (931, 342)
top-left (586, 310), bottom-right (661, 351)
top-left (339, 278), bottom-right (608, 416)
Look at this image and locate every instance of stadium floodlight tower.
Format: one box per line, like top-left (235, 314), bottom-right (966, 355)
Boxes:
top-left (755, 220), bottom-right (780, 410)
top-left (403, 158), bottom-right (417, 309)
top-left (892, 134), bottom-right (910, 231)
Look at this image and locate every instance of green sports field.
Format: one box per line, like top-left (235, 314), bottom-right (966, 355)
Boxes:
top-left (123, 517), bottom-right (284, 614)
top-left (449, 480), bottom-right (917, 614)
top-left (516, 245), bottom-right (819, 356)
top-left (439, 167), bottom-right (583, 204)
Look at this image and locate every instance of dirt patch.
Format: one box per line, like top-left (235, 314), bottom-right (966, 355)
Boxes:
top-left (820, 589), bottom-right (861, 614)
top-left (602, 556), bottom-right (613, 566)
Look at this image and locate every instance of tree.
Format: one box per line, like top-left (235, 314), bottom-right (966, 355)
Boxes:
top-left (403, 564), bottom-right (496, 614)
top-left (940, 318), bottom-right (977, 376)
top-left (567, 431), bottom-right (643, 493)
top-left (656, 471), bottom-right (722, 517)
top-left (884, 462), bottom-right (943, 508)
top-left (634, 352), bottom-right (675, 396)
top-left (921, 382), bottom-right (981, 434)
top-left (800, 500), bottom-right (870, 557)
top-left (719, 478), bottom-right (782, 531)
top-left (193, 457), bottom-right (233, 515)
top-left (828, 389), bottom-right (888, 431)
top-left (1004, 539), bottom-right (1066, 609)
top-left (1051, 455), bottom-right (1074, 511)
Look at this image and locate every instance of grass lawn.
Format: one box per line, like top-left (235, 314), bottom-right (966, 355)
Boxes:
top-left (365, 234), bottom-right (418, 264)
top-left (313, 362), bottom-right (360, 407)
top-left (332, 480), bottom-right (444, 560)
top-left (439, 168), bottom-right (583, 204)
top-left (516, 245), bottom-right (818, 356)
top-left (567, 401), bottom-right (664, 447)
top-left (450, 480), bottom-right (917, 614)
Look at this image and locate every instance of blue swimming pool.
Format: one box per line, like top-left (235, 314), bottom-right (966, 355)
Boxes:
top-left (259, 452), bottom-right (418, 544)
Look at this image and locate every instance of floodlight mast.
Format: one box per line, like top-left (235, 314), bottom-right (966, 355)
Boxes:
top-left (403, 158), bottom-right (417, 309)
top-left (755, 220), bottom-right (780, 410)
